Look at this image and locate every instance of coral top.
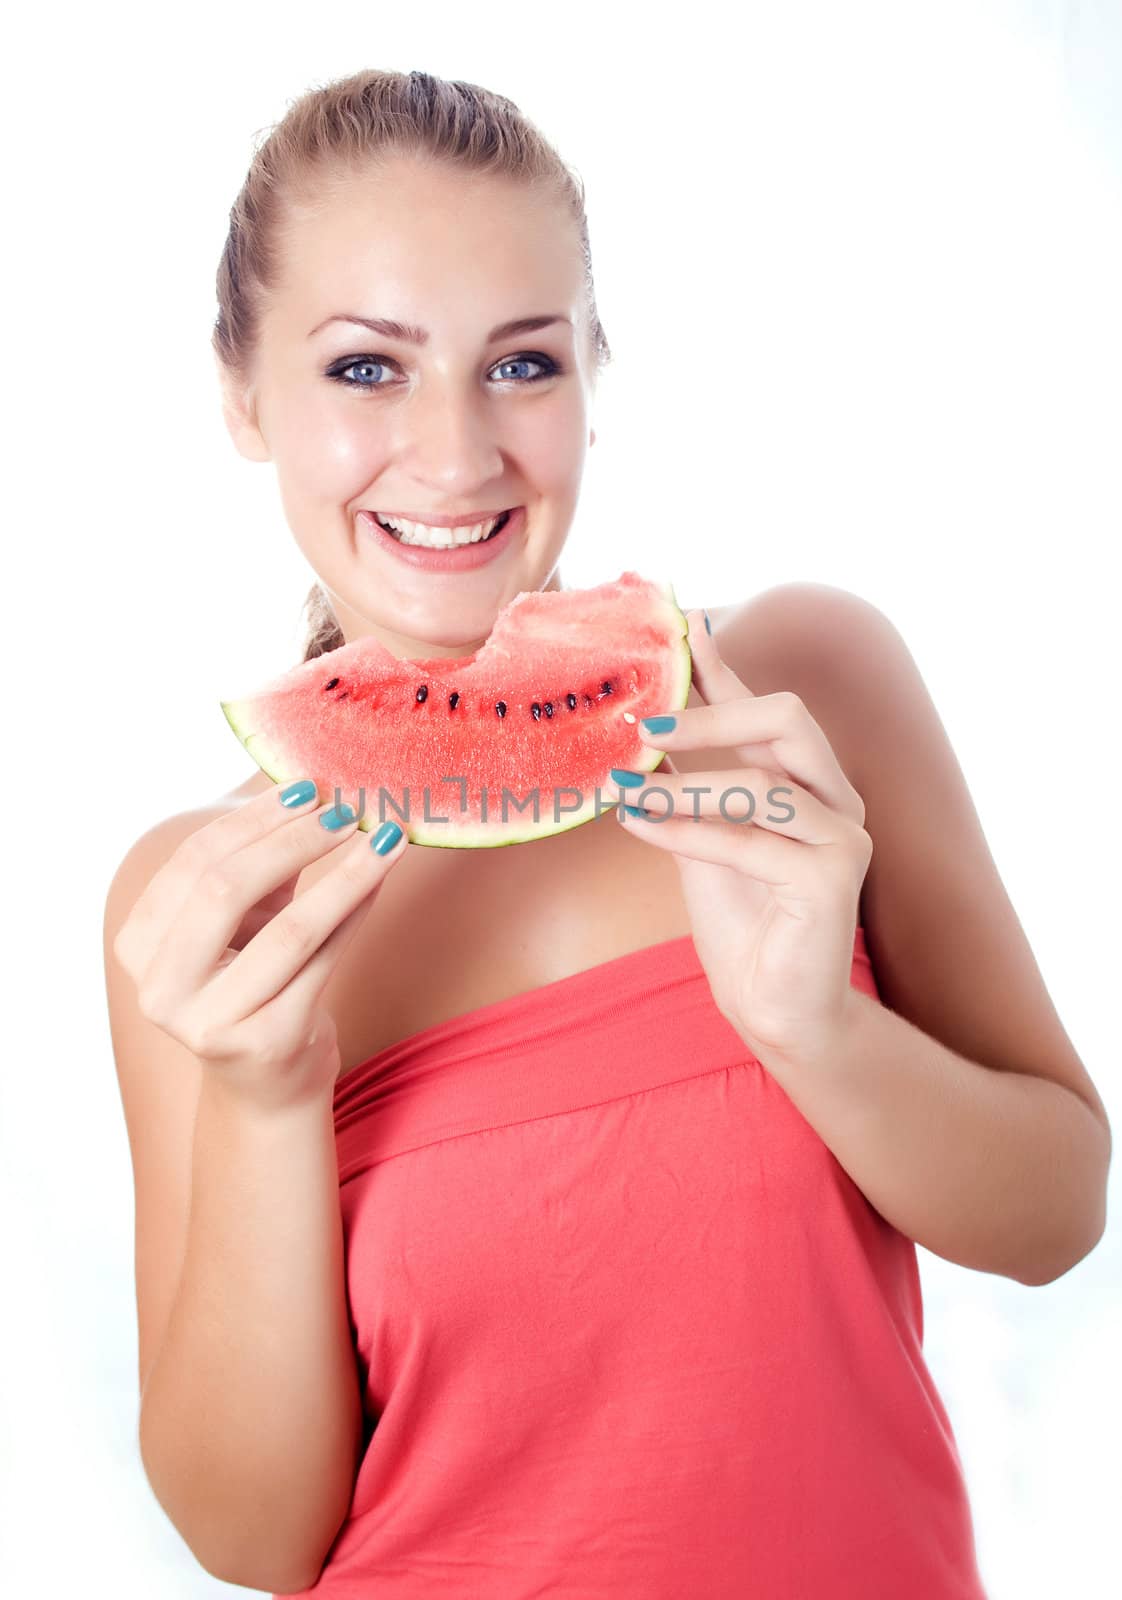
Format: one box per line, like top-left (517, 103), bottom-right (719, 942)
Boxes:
top-left (285, 928), bottom-right (989, 1599)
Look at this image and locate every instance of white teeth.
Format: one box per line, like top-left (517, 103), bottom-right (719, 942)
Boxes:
top-left (374, 512), bottom-right (505, 547)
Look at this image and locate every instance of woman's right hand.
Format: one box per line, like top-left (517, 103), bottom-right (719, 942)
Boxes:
top-left (112, 785), bottom-right (409, 1115)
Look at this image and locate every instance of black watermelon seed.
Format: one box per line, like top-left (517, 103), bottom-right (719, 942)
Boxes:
top-left (325, 677), bottom-right (340, 691)
top-left (544, 702), bottom-right (554, 718)
top-left (416, 685), bottom-right (428, 703)
top-left (566, 692), bottom-right (577, 710)
top-left (449, 692), bottom-right (460, 710)
top-left (600, 680), bottom-right (613, 695)
top-left (496, 701), bottom-right (507, 719)
top-left (531, 703), bottom-right (542, 721)
top-left (335, 691), bottom-right (350, 700)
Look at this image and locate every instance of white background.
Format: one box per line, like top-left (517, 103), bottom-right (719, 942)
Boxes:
top-left (3, 1), bottom-right (1120, 1594)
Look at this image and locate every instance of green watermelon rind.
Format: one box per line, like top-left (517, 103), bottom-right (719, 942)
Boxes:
top-left (219, 704), bottom-right (291, 794)
top-left (220, 578), bottom-right (693, 849)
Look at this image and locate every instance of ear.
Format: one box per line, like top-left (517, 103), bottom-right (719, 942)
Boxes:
top-left (214, 352), bottom-right (271, 463)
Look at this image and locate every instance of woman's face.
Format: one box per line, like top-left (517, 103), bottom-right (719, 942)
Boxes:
top-left (219, 155), bottom-right (599, 656)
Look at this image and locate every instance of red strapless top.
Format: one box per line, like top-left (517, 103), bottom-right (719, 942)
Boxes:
top-left (283, 927), bottom-right (989, 1598)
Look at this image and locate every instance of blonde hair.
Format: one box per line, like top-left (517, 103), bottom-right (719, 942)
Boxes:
top-left (212, 67), bottom-right (613, 661)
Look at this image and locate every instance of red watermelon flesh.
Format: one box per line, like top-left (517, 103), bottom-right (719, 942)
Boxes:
top-left (220, 572), bottom-right (692, 848)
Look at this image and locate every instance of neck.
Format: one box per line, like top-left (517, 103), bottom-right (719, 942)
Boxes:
top-left (328, 563), bottom-right (565, 659)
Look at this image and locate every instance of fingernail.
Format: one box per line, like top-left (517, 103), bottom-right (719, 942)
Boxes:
top-left (641, 715), bottom-right (676, 735)
top-left (371, 820), bottom-right (403, 855)
top-left (279, 779), bottom-right (317, 808)
top-left (609, 767), bottom-right (645, 788)
top-left (320, 803), bottom-right (357, 830)
top-left (621, 804), bottom-right (647, 819)
top-left (703, 609), bottom-right (712, 635)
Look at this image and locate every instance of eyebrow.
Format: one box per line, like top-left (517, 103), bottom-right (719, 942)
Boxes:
top-left (307, 312), bottom-right (571, 343)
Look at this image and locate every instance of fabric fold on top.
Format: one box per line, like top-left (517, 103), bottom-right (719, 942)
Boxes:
top-left (332, 929), bottom-right (876, 1187)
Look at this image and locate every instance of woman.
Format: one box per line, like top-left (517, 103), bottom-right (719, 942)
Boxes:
top-left (103, 68), bottom-right (1110, 1597)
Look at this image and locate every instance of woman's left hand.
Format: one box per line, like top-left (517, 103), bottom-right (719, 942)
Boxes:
top-left (605, 609), bottom-right (874, 1071)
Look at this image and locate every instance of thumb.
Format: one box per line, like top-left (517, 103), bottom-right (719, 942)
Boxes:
top-left (686, 607), bottom-right (756, 706)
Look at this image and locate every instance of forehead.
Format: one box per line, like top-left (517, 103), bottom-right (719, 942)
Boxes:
top-left (275, 157), bottom-right (585, 327)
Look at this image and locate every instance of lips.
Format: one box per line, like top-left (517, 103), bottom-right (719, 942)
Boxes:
top-left (358, 504), bottom-right (524, 569)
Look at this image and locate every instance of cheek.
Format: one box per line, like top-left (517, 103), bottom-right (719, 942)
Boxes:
top-left (274, 395), bottom-right (390, 498)
top-left (510, 394), bottom-right (588, 490)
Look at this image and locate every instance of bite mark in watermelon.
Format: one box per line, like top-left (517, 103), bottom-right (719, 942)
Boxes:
top-left (220, 572), bottom-right (692, 848)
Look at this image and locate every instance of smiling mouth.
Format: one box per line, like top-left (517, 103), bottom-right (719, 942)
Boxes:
top-left (372, 508), bottom-right (514, 547)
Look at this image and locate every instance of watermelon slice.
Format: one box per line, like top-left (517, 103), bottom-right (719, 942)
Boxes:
top-left (220, 572), bottom-right (692, 849)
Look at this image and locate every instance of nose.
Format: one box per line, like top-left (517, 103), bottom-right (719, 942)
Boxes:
top-left (394, 380), bottom-right (506, 499)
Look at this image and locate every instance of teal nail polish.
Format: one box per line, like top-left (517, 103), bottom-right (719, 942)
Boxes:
top-left (279, 779), bottom-right (317, 808)
top-left (609, 767), bottom-right (645, 788)
top-left (621, 804), bottom-right (647, 818)
top-left (641, 715), bottom-right (676, 735)
top-left (371, 820), bottom-right (403, 855)
top-left (320, 803), bottom-right (357, 830)
top-left (704, 609), bottom-right (712, 635)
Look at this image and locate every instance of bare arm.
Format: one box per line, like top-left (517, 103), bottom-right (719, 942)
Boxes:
top-left (104, 787), bottom-right (408, 1591)
top-left (754, 990), bottom-right (1109, 1286)
top-left (139, 1078), bottom-right (361, 1593)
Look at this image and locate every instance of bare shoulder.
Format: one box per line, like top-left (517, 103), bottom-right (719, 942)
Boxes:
top-left (103, 771), bottom-right (272, 938)
top-left (713, 581), bottom-right (886, 669)
top-left (709, 582), bottom-right (884, 786)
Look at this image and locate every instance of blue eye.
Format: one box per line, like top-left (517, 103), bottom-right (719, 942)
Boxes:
top-left (330, 358), bottom-right (392, 390)
top-left (492, 356), bottom-right (555, 382)
top-left (326, 352), bottom-right (561, 393)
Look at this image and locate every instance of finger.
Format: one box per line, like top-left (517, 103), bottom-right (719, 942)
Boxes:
top-left (140, 798), bottom-right (364, 1013)
top-left (235, 894), bottom-right (374, 1047)
top-left (205, 820), bottom-right (409, 1023)
top-left (200, 896), bottom-right (373, 1089)
top-left (683, 607), bottom-right (756, 708)
top-left (227, 871), bottom-right (301, 952)
top-left (617, 801), bottom-right (865, 895)
top-left (606, 766), bottom-right (848, 845)
top-left (617, 802), bottom-right (805, 886)
top-left (117, 781), bottom-right (326, 975)
top-left (636, 685), bottom-right (861, 821)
